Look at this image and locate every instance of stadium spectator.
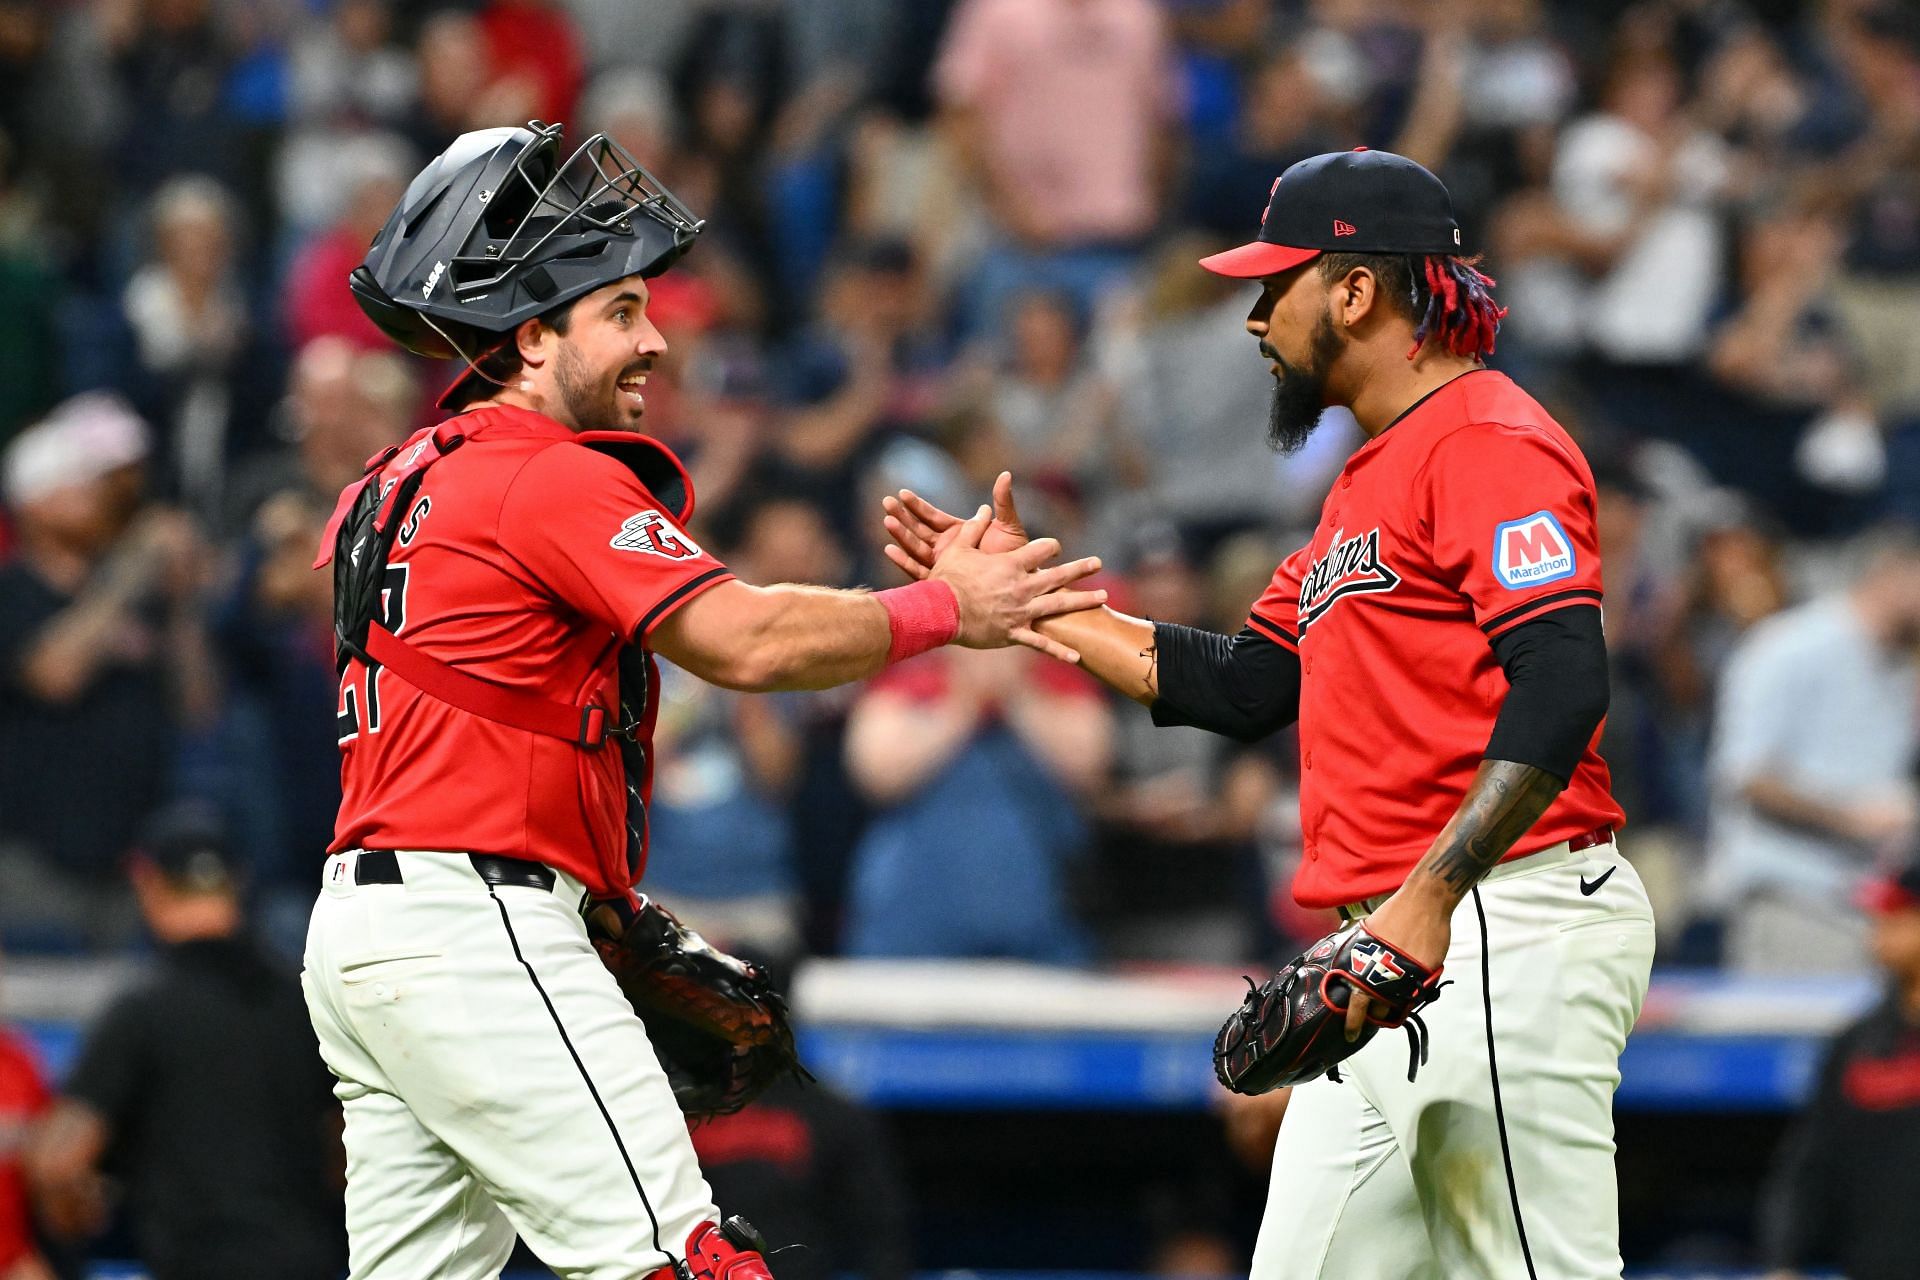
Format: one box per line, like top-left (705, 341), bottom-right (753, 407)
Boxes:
top-left (1761, 857), bottom-right (1920, 1280)
top-left (1706, 530), bottom-right (1920, 972)
top-left (0, 947), bottom-right (51, 1280)
top-left (842, 646), bottom-right (1111, 961)
top-left (120, 176), bottom-right (276, 514)
top-left (1556, 47), bottom-right (1734, 373)
top-left (0, 396), bottom-right (214, 952)
top-left (1495, 39), bottom-right (1733, 386)
top-left (985, 289), bottom-right (1144, 537)
top-left (1645, 496), bottom-right (1790, 830)
top-left (25, 804), bottom-right (345, 1280)
top-left (934, 0), bottom-right (1179, 332)
top-left (760, 238), bottom-right (948, 544)
top-left (1706, 205), bottom-right (1872, 526)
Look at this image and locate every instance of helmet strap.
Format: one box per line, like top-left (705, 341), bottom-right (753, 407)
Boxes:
top-left (420, 310), bottom-right (515, 392)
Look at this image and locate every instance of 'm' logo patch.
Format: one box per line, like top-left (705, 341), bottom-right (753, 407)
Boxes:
top-left (612, 511), bottom-right (703, 560)
top-left (1493, 511), bottom-right (1575, 588)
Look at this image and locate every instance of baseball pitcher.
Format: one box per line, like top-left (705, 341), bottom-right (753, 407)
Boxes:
top-left (885, 148), bottom-right (1655, 1280)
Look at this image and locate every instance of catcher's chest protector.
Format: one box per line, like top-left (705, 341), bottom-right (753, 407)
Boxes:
top-left (315, 422), bottom-right (680, 883)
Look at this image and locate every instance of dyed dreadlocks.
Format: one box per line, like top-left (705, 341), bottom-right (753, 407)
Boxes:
top-left (1316, 252), bottom-right (1509, 361)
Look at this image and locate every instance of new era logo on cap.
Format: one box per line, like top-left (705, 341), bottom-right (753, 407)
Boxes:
top-left (1493, 511), bottom-right (1576, 588)
top-left (1334, 220), bottom-right (1356, 237)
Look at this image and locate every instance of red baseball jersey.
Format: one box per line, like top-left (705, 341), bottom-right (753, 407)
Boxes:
top-left (1245, 369), bottom-right (1623, 909)
top-left (329, 404), bottom-right (734, 897)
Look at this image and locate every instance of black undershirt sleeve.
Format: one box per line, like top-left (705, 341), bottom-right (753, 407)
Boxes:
top-left (1148, 622), bottom-right (1300, 743)
top-left (1484, 604), bottom-right (1609, 781)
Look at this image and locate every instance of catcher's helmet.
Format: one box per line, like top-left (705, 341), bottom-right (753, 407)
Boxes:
top-left (350, 121), bottom-right (702, 370)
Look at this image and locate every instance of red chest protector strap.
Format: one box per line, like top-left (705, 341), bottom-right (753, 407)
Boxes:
top-left (314, 422), bottom-right (629, 750)
top-left (360, 625), bottom-right (625, 747)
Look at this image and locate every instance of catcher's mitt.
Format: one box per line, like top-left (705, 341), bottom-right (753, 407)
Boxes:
top-left (585, 895), bottom-right (808, 1117)
top-left (1214, 921), bottom-right (1446, 1095)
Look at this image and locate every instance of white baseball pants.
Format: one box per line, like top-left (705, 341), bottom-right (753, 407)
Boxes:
top-left (302, 850), bottom-right (719, 1280)
top-left (1251, 839), bottom-right (1656, 1280)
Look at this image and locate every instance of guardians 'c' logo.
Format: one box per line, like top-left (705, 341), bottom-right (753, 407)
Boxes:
top-left (1296, 527), bottom-right (1400, 634)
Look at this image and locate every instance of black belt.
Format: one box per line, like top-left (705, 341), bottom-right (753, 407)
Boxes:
top-left (353, 850), bottom-right (557, 891)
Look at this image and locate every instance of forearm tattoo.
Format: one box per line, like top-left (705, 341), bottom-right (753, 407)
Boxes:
top-left (1419, 760), bottom-right (1565, 898)
top-left (1138, 639), bottom-right (1159, 697)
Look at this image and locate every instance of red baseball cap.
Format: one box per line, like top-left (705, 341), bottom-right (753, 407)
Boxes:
top-left (1199, 147), bottom-right (1464, 279)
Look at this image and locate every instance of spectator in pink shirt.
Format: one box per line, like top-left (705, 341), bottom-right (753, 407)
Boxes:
top-left (935, 0), bottom-right (1180, 334)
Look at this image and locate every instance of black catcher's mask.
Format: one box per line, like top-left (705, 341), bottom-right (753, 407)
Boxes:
top-left (349, 121), bottom-right (702, 383)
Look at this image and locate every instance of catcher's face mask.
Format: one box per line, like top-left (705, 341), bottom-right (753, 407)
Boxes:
top-left (350, 121), bottom-right (703, 390)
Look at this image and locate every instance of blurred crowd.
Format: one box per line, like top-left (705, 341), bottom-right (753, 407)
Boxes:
top-left (0, 0), bottom-right (1918, 984)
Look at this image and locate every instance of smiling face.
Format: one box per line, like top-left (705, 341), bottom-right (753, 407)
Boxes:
top-left (1245, 264), bottom-right (1347, 454)
top-left (519, 276), bottom-right (667, 432)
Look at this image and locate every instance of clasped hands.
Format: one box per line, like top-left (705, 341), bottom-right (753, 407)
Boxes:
top-left (907, 472), bottom-right (1106, 661)
top-left (886, 471), bottom-right (1100, 663)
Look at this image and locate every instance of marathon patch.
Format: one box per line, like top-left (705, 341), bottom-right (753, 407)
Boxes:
top-left (1493, 511), bottom-right (1575, 588)
top-left (611, 510), bottom-right (704, 560)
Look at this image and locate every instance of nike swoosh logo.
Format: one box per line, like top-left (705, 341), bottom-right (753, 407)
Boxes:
top-left (1579, 866), bottom-right (1616, 897)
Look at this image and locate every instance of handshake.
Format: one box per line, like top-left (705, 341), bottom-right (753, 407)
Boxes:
top-left (879, 470), bottom-right (1098, 664)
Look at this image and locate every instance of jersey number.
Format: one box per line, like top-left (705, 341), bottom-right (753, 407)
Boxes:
top-left (336, 564), bottom-right (410, 742)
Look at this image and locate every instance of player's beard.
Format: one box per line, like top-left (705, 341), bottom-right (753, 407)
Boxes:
top-left (1266, 311), bottom-right (1343, 455)
top-left (553, 341), bottom-right (644, 433)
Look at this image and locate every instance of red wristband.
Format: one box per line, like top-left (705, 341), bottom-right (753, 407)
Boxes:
top-left (877, 579), bottom-right (960, 664)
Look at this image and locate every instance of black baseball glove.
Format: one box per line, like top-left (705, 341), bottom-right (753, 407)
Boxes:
top-left (585, 895), bottom-right (809, 1117)
top-left (1214, 921), bottom-right (1446, 1094)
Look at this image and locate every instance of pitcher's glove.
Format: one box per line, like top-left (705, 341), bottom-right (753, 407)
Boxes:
top-left (1214, 921), bottom-right (1446, 1094)
top-left (585, 895), bottom-right (809, 1117)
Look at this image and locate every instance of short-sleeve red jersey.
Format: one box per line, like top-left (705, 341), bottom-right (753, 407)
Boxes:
top-left (1244, 369), bottom-right (1623, 909)
top-left (329, 404), bottom-right (734, 896)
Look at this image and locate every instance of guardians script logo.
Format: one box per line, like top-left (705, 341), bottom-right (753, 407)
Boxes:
top-left (1297, 526), bottom-right (1400, 634)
